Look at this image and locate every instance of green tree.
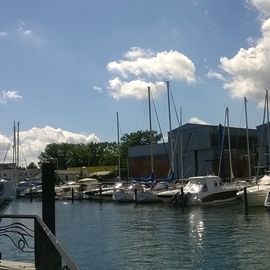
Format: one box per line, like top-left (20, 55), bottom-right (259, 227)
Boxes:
top-left (119, 130), bottom-right (162, 175)
top-left (27, 162), bottom-right (38, 169)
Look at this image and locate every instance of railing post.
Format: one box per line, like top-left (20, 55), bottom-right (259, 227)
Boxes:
top-left (34, 218), bottom-right (62, 270)
top-left (42, 163), bottom-right (56, 235)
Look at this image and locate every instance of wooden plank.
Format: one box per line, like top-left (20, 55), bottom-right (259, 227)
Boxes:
top-left (0, 260), bottom-right (36, 270)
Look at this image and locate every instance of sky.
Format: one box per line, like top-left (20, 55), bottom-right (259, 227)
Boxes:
top-left (1, 0), bottom-right (270, 166)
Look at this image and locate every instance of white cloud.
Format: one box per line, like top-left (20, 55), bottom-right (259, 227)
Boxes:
top-left (248, 0), bottom-right (270, 18)
top-left (93, 86), bottom-right (102, 93)
top-left (216, 0), bottom-right (270, 104)
top-left (108, 78), bottom-right (166, 100)
top-left (106, 47), bottom-right (196, 100)
top-left (16, 21), bottom-right (43, 45)
top-left (0, 90), bottom-right (22, 103)
top-left (206, 71), bottom-right (226, 81)
top-left (188, 117), bottom-right (210, 125)
top-left (0, 32), bottom-right (7, 37)
top-left (0, 126), bottom-right (100, 166)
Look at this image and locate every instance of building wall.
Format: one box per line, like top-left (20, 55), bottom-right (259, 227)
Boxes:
top-left (0, 168), bottom-right (41, 183)
top-left (170, 123), bottom-right (257, 179)
top-left (128, 144), bottom-right (170, 178)
top-left (128, 123), bottom-right (258, 180)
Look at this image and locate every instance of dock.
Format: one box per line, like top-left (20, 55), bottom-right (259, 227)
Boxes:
top-left (0, 260), bottom-right (35, 270)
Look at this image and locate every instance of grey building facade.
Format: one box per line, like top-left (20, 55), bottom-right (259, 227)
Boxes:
top-left (128, 123), bottom-right (258, 180)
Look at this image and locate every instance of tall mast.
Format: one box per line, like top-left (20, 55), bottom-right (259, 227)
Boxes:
top-left (167, 81), bottom-right (174, 176)
top-left (266, 89), bottom-right (270, 170)
top-left (226, 107), bottom-right (234, 182)
top-left (116, 112), bottom-right (121, 181)
top-left (13, 121), bottom-right (16, 168)
top-left (148, 86), bottom-right (154, 176)
top-left (180, 107), bottom-right (184, 179)
top-left (17, 121), bottom-right (20, 168)
top-left (244, 97), bottom-right (251, 178)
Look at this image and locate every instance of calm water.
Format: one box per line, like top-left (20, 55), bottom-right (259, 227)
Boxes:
top-left (2, 199), bottom-right (270, 270)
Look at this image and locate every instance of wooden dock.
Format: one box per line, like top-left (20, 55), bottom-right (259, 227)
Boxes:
top-left (0, 260), bottom-right (35, 270)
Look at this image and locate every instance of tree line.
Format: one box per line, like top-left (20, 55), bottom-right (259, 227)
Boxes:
top-left (37, 130), bottom-right (162, 173)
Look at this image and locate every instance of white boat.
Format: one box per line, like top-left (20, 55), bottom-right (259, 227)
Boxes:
top-left (84, 185), bottom-right (116, 201)
top-left (55, 183), bottom-right (84, 200)
top-left (237, 174), bottom-right (270, 207)
top-left (264, 190), bottom-right (270, 209)
top-left (0, 179), bottom-right (15, 208)
top-left (134, 181), bottom-right (177, 203)
top-left (135, 187), bottom-right (161, 203)
top-left (113, 183), bottom-right (135, 202)
top-left (156, 175), bottom-right (238, 206)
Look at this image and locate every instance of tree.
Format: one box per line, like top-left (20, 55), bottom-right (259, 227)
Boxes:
top-left (27, 162), bottom-right (38, 169)
top-left (119, 130), bottom-right (162, 175)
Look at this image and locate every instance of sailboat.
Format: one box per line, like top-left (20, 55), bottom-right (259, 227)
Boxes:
top-left (237, 91), bottom-right (270, 206)
top-left (157, 107), bottom-right (238, 205)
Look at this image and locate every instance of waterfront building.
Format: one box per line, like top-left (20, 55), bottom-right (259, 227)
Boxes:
top-left (169, 123), bottom-right (257, 180)
top-left (256, 123), bottom-right (270, 174)
top-left (0, 163), bottom-right (40, 183)
top-left (128, 123), bottom-right (258, 181)
top-left (128, 143), bottom-right (170, 179)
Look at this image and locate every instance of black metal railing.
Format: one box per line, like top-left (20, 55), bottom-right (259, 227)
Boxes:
top-left (0, 214), bottom-right (80, 270)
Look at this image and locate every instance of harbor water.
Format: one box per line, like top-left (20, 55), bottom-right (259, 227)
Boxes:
top-left (2, 199), bottom-right (270, 270)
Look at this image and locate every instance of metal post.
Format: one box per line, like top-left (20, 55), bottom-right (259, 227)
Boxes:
top-left (99, 187), bottom-right (102, 202)
top-left (244, 187), bottom-right (249, 215)
top-left (71, 188), bottom-right (74, 204)
top-left (42, 163), bottom-right (56, 235)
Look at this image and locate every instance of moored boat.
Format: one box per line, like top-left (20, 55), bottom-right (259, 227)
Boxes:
top-left (157, 175), bottom-right (238, 206)
top-left (237, 174), bottom-right (270, 207)
top-left (0, 179), bottom-right (15, 208)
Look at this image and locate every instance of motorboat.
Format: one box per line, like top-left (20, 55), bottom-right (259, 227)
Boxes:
top-left (264, 190), bottom-right (270, 209)
top-left (113, 183), bottom-right (135, 202)
top-left (18, 184), bottom-right (42, 198)
top-left (156, 175), bottom-right (238, 206)
top-left (134, 181), bottom-right (177, 203)
top-left (54, 183), bottom-right (84, 200)
top-left (237, 174), bottom-right (270, 207)
top-left (84, 184), bottom-right (118, 201)
top-left (0, 179), bottom-right (15, 208)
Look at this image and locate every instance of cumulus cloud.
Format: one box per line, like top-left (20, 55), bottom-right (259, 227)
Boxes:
top-left (0, 32), bottom-right (7, 37)
top-left (248, 0), bottom-right (270, 18)
top-left (214, 1), bottom-right (270, 104)
top-left (93, 86), bottom-right (102, 93)
top-left (188, 117), bottom-right (210, 125)
top-left (15, 21), bottom-right (43, 45)
top-left (106, 47), bottom-right (196, 100)
top-left (206, 71), bottom-right (226, 81)
top-left (108, 77), bottom-right (166, 100)
top-left (0, 90), bottom-right (22, 103)
top-left (0, 126), bottom-right (99, 166)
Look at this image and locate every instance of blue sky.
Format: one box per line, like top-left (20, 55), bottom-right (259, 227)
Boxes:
top-left (0, 0), bottom-right (270, 165)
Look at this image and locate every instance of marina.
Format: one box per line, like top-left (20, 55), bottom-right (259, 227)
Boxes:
top-left (2, 197), bottom-right (270, 270)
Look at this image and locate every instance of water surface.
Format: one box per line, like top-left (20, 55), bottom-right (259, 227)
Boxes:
top-left (2, 199), bottom-right (270, 270)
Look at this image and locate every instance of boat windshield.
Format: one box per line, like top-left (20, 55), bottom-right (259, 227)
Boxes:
top-left (184, 181), bottom-right (203, 193)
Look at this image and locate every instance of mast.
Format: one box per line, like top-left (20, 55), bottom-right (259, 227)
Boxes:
top-left (148, 86), bottom-right (154, 177)
top-left (13, 121), bottom-right (16, 167)
top-left (226, 107), bottom-right (234, 182)
top-left (266, 89), bottom-right (270, 170)
top-left (166, 81), bottom-right (174, 176)
top-left (180, 107), bottom-right (184, 179)
top-left (244, 97), bottom-right (251, 179)
top-left (17, 121), bottom-right (20, 168)
top-left (116, 112), bottom-right (121, 182)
